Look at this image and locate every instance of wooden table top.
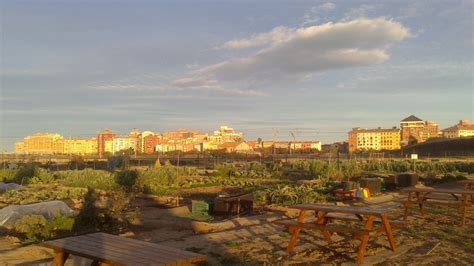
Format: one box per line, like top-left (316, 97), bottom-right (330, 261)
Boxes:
top-left (458, 180), bottom-right (474, 184)
top-left (43, 233), bottom-right (207, 266)
top-left (290, 204), bottom-right (388, 216)
top-left (401, 187), bottom-right (474, 195)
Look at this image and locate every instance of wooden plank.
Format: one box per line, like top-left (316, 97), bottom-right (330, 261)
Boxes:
top-left (45, 238), bottom-right (157, 265)
top-left (44, 233), bottom-right (207, 266)
top-left (290, 204), bottom-right (388, 216)
top-left (92, 233), bottom-right (206, 263)
top-left (48, 232), bottom-right (203, 261)
top-left (48, 236), bottom-right (189, 265)
top-left (324, 213), bottom-right (406, 228)
top-left (59, 236), bottom-right (177, 264)
top-left (275, 220), bottom-right (376, 235)
top-left (401, 187), bottom-right (474, 195)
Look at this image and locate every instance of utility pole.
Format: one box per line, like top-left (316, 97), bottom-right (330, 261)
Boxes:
top-left (176, 152), bottom-right (180, 207)
top-left (289, 131), bottom-right (296, 156)
top-left (272, 128), bottom-right (278, 163)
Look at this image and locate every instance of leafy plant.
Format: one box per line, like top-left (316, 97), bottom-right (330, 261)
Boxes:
top-left (14, 214), bottom-right (75, 243)
top-left (254, 184), bottom-right (333, 206)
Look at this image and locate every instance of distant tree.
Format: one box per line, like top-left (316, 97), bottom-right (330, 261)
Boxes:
top-left (408, 136), bottom-right (418, 146)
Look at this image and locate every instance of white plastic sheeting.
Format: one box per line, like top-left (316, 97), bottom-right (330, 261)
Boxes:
top-left (0, 200), bottom-right (74, 227)
top-left (0, 182), bottom-right (24, 193)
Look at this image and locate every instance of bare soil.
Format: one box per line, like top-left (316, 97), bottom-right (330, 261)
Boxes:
top-left (1, 181), bottom-right (473, 265)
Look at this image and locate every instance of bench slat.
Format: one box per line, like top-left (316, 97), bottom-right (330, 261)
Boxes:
top-left (275, 220), bottom-right (376, 235)
top-left (324, 213), bottom-right (406, 228)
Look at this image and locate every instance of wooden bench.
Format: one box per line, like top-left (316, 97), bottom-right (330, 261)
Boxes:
top-left (275, 219), bottom-right (376, 237)
top-left (274, 204), bottom-right (399, 264)
top-left (324, 213), bottom-right (406, 229)
top-left (43, 232), bottom-right (207, 266)
top-left (400, 187), bottom-right (474, 226)
top-left (459, 180), bottom-right (474, 190)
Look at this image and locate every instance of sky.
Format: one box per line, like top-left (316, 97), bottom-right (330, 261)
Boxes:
top-left (0, 0), bottom-right (473, 151)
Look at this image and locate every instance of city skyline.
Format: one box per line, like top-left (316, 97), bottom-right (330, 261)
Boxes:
top-left (1, 0), bottom-right (473, 151)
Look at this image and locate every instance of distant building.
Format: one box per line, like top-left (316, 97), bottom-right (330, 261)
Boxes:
top-left (63, 137), bottom-right (98, 155)
top-left (162, 129), bottom-right (199, 140)
top-left (218, 141), bottom-right (252, 153)
top-left (14, 133), bottom-right (64, 154)
top-left (209, 126), bottom-right (243, 144)
top-left (400, 115), bottom-right (439, 146)
top-left (112, 136), bottom-right (138, 154)
top-left (255, 140), bottom-right (322, 151)
top-left (442, 120), bottom-right (474, 138)
top-left (97, 129), bottom-right (116, 158)
top-left (143, 134), bottom-right (160, 154)
top-left (139, 131), bottom-right (156, 153)
top-left (14, 141), bottom-right (26, 154)
top-left (348, 127), bottom-right (400, 154)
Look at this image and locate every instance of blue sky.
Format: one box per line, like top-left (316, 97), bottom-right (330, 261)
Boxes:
top-left (1, 0), bottom-right (473, 151)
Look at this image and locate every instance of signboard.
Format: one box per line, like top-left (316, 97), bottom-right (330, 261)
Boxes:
top-left (411, 154), bottom-right (418, 160)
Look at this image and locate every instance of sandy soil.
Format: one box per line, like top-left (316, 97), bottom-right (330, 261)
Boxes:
top-left (1, 182), bottom-right (473, 265)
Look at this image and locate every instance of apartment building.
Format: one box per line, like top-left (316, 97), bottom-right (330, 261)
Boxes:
top-left (62, 138), bottom-right (98, 155)
top-left (348, 127), bottom-right (401, 154)
top-left (97, 129), bottom-right (116, 157)
top-left (400, 115), bottom-right (439, 146)
top-left (14, 133), bottom-right (64, 154)
top-left (209, 126), bottom-right (243, 144)
top-left (442, 120), bottom-right (474, 138)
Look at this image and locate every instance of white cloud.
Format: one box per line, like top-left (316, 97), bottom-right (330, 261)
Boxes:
top-left (88, 18), bottom-right (409, 97)
top-left (302, 2), bottom-right (336, 26)
top-left (88, 73), bottom-right (266, 97)
top-left (197, 18), bottom-right (410, 83)
top-left (216, 26), bottom-right (294, 50)
top-left (343, 4), bottom-right (379, 20)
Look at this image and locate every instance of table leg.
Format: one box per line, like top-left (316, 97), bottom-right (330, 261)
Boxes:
top-left (287, 210), bottom-right (306, 253)
top-left (355, 215), bottom-right (374, 264)
top-left (380, 214), bottom-right (397, 251)
top-left (316, 211), bottom-right (332, 242)
top-left (52, 250), bottom-right (69, 266)
top-left (461, 195), bottom-right (468, 226)
top-left (404, 192), bottom-right (412, 221)
top-left (416, 192), bottom-right (425, 216)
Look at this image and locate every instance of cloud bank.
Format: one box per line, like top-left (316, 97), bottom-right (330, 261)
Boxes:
top-left (89, 18), bottom-right (410, 96)
top-left (194, 18), bottom-right (410, 84)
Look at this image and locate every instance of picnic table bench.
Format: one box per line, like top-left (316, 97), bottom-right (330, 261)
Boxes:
top-left (400, 187), bottom-right (474, 226)
top-left (43, 232), bottom-right (207, 266)
top-left (274, 204), bottom-right (403, 264)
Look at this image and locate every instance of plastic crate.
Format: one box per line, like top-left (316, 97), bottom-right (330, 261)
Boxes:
top-left (191, 200), bottom-right (210, 213)
top-left (396, 173), bottom-right (419, 187)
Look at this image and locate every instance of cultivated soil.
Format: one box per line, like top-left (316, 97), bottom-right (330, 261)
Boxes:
top-left (1, 181), bottom-right (473, 265)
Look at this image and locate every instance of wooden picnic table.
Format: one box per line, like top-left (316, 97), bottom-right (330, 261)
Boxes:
top-left (458, 180), bottom-right (474, 190)
top-left (43, 232), bottom-right (207, 266)
top-left (275, 204), bottom-right (402, 264)
top-left (400, 187), bottom-right (474, 226)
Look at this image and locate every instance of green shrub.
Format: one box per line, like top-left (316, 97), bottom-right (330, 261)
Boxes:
top-left (0, 187), bottom-right (86, 205)
top-left (11, 165), bottom-right (54, 185)
top-left (0, 169), bottom-right (17, 182)
top-left (255, 184), bottom-right (333, 206)
top-left (73, 188), bottom-right (130, 232)
top-left (116, 170), bottom-right (140, 193)
top-left (14, 214), bottom-right (75, 243)
top-left (56, 169), bottom-right (118, 191)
